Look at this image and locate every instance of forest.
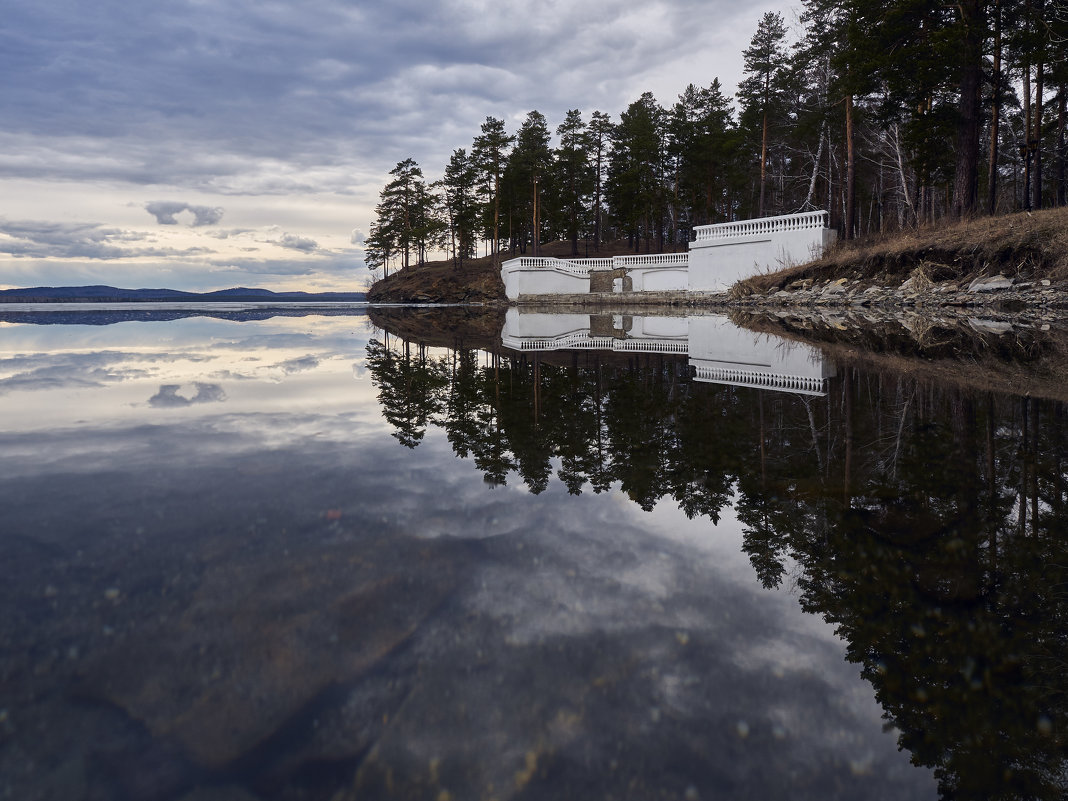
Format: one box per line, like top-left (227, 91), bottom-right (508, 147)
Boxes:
top-left (364, 1), bottom-right (1068, 279)
top-left (366, 333), bottom-right (1068, 800)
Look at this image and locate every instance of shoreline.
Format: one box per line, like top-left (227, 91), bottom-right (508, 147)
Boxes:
top-left (506, 274), bottom-right (1068, 324)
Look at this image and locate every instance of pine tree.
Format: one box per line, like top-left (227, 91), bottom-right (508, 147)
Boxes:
top-left (608, 92), bottom-right (666, 251)
top-left (586, 111), bottom-right (614, 250)
top-left (366, 158), bottom-right (430, 277)
top-left (472, 117), bottom-right (515, 267)
top-left (737, 12), bottom-right (790, 217)
top-left (503, 111), bottom-right (553, 255)
top-left (554, 109), bottom-right (594, 256)
top-left (440, 149), bottom-right (479, 268)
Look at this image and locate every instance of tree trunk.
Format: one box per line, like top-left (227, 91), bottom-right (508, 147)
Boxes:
top-left (594, 147), bottom-right (603, 251)
top-left (988, 0), bottom-right (1002, 215)
top-left (952, 0), bottom-right (983, 218)
top-left (804, 121), bottom-right (826, 210)
top-left (532, 177), bottom-right (539, 257)
top-left (1035, 34), bottom-right (1045, 209)
top-left (1023, 1), bottom-right (1033, 211)
top-left (1057, 86), bottom-right (1067, 206)
top-left (758, 106), bottom-right (769, 216)
top-left (845, 93), bottom-right (856, 239)
top-left (492, 171), bottom-right (500, 268)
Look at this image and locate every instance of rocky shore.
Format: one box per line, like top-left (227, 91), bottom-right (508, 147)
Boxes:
top-left (728, 272), bottom-right (1068, 320)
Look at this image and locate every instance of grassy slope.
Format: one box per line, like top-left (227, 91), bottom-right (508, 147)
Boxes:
top-left (740, 206), bottom-right (1068, 295)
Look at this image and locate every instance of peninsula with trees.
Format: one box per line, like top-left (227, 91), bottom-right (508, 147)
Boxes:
top-left (366, 2), bottom-right (1068, 306)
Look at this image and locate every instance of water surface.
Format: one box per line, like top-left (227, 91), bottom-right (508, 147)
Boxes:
top-left (2, 307), bottom-right (1064, 800)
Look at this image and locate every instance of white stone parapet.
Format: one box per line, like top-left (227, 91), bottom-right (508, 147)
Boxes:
top-left (501, 253), bottom-right (691, 298)
top-left (688, 210), bottom-right (836, 293)
top-left (692, 210), bottom-right (829, 242)
top-left (613, 253), bottom-right (690, 267)
top-left (501, 211), bottom-right (835, 298)
top-left (510, 257), bottom-right (600, 277)
top-left (501, 258), bottom-right (595, 299)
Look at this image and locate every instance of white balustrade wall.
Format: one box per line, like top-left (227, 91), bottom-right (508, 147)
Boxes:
top-left (615, 253), bottom-right (689, 292)
top-left (501, 253), bottom-right (691, 298)
top-left (501, 257), bottom-right (594, 299)
top-left (500, 211), bottom-right (835, 298)
top-left (688, 210), bottom-right (836, 293)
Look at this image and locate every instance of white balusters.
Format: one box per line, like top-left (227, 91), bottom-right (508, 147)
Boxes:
top-left (692, 210), bottom-right (828, 242)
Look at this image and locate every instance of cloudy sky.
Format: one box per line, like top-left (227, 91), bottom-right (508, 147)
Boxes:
top-left (1, 0), bottom-right (795, 293)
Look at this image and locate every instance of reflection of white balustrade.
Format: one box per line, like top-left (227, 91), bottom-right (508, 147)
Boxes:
top-left (610, 339), bottom-right (688, 354)
top-left (501, 328), bottom-right (688, 354)
top-left (692, 366), bottom-right (827, 395)
top-left (501, 333), bottom-right (619, 351)
top-left (692, 210), bottom-right (829, 242)
top-left (501, 312), bottom-right (834, 395)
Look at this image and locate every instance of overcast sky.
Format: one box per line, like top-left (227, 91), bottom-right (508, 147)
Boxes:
top-left (0, 0), bottom-right (796, 293)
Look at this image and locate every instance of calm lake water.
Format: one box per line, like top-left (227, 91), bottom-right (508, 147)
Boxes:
top-left (2, 305), bottom-right (1065, 800)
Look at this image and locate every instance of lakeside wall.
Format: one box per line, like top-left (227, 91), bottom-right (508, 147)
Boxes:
top-left (501, 210), bottom-right (835, 301)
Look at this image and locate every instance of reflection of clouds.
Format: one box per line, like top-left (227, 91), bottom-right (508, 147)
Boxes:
top-left (0, 350), bottom-right (210, 395)
top-left (279, 355), bottom-right (320, 374)
top-left (212, 333), bottom-right (319, 350)
top-left (148, 383), bottom-right (227, 408)
top-left (208, 369), bottom-right (258, 381)
top-left (351, 360), bottom-right (367, 379)
top-left (0, 420), bottom-right (933, 798)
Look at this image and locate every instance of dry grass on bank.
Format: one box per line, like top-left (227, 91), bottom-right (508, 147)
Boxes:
top-left (738, 206), bottom-right (1068, 296)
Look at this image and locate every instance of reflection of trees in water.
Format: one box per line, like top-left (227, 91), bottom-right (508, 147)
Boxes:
top-left (366, 336), bottom-right (447, 448)
top-left (366, 335), bottom-right (1068, 800)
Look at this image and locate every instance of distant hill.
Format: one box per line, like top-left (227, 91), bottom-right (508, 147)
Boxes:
top-left (0, 285), bottom-right (367, 303)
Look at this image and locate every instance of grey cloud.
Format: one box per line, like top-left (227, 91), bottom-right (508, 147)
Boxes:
top-left (279, 356), bottom-right (320, 374)
top-left (207, 250), bottom-right (359, 277)
top-left (0, 217), bottom-right (212, 260)
top-left (205, 228), bottom-right (254, 240)
top-left (145, 201), bottom-right (224, 226)
top-left (278, 233), bottom-right (318, 252)
top-left (148, 382), bottom-right (227, 408)
top-left (0, 0), bottom-right (765, 193)
top-left (0, 218), bottom-right (146, 259)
